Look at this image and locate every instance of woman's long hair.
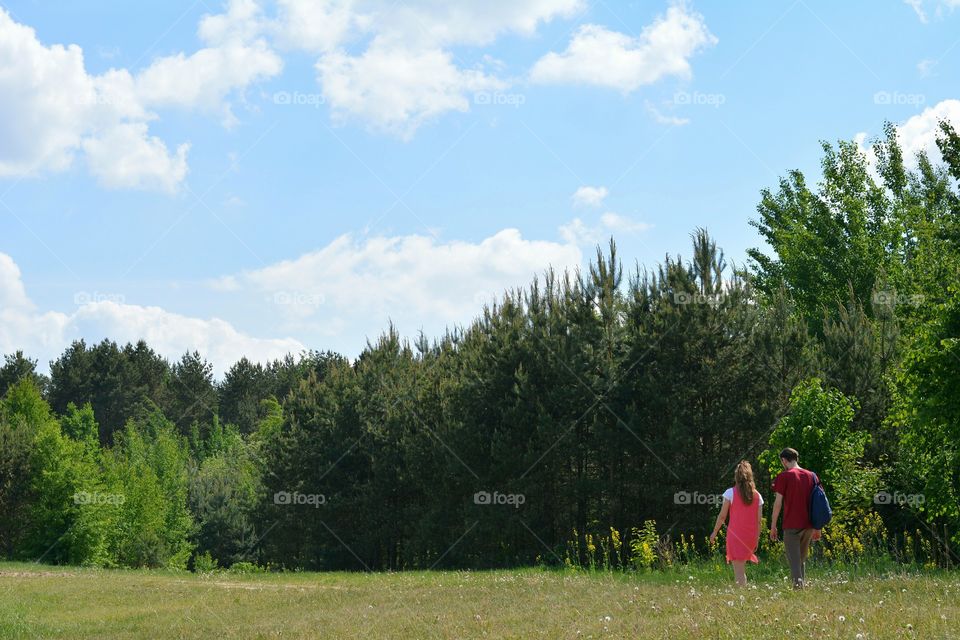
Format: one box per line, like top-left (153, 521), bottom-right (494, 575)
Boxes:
top-left (734, 460), bottom-right (756, 505)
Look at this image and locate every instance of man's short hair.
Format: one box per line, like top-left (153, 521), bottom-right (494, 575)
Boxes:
top-left (779, 447), bottom-right (799, 462)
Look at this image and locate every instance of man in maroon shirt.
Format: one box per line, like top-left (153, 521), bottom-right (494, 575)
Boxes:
top-left (769, 447), bottom-right (816, 588)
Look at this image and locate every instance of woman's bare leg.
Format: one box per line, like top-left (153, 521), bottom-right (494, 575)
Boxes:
top-left (732, 561), bottom-right (747, 586)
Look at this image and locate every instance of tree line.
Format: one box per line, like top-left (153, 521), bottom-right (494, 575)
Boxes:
top-left (1, 121), bottom-right (959, 570)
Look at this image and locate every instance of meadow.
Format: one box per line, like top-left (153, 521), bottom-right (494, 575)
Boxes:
top-left (1, 561), bottom-right (956, 639)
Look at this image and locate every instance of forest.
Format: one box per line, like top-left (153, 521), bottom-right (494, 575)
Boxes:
top-left (1, 122), bottom-right (959, 572)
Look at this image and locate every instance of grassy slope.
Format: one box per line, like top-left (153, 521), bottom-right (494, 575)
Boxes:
top-left (1, 562), bottom-right (957, 639)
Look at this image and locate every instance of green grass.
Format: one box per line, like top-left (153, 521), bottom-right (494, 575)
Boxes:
top-left (1, 561), bottom-right (957, 639)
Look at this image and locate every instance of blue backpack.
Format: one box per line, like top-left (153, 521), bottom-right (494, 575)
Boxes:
top-left (809, 471), bottom-right (832, 529)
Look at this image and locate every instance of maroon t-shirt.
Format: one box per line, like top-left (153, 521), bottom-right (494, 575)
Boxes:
top-left (773, 467), bottom-right (815, 529)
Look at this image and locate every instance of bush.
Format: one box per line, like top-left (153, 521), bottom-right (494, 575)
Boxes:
top-left (192, 551), bottom-right (219, 573)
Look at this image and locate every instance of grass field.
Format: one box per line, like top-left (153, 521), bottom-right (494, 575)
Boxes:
top-left (1, 561), bottom-right (957, 639)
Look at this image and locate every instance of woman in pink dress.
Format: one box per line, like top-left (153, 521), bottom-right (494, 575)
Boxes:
top-left (709, 460), bottom-right (763, 586)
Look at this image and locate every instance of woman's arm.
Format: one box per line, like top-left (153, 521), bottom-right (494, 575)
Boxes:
top-left (709, 499), bottom-right (731, 543)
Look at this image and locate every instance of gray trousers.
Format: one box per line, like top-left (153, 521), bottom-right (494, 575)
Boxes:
top-left (783, 528), bottom-right (814, 587)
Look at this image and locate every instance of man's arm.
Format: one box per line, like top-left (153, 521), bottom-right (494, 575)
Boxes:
top-left (769, 493), bottom-right (783, 541)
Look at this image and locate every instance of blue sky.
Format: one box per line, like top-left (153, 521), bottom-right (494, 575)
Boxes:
top-left (1, 0), bottom-right (958, 375)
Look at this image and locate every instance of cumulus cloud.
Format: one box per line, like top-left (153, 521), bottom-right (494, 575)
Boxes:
top-left (208, 228), bottom-right (584, 341)
top-left (1, 0), bottom-right (718, 184)
top-left (559, 213), bottom-right (651, 245)
top-left (571, 185), bottom-right (609, 208)
top-left (530, 3), bottom-right (717, 92)
top-left (905, 0), bottom-right (960, 22)
top-left (135, 40), bottom-right (282, 114)
top-left (857, 99), bottom-right (960, 172)
top-left (0, 8), bottom-right (170, 183)
top-left (303, 0), bottom-right (583, 136)
top-left (316, 44), bottom-right (505, 138)
top-left (272, 0), bottom-right (359, 52)
top-left (891, 99), bottom-right (960, 163)
top-left (137, 1), bottom-right (283, 118)
top-left (363, 0), bottom-right (584, 48)
top-left (0, 1), bottom-right (285, 191)
top-left (195, 0), bottom-right (587, 136)
top-left (600, 212), bottom-right (653, 234)
top-left (81, 123), bottom-right (190, 194)
top-left (0, 252), bottom-right (303, 378)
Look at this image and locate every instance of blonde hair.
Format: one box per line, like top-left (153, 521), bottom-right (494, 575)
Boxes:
top-left (734, 460), bottom-right (756, 505)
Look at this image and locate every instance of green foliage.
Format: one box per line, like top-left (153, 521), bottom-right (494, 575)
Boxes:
top-left (61, 402), bottom-right (99, 446)
top-left (189, 424), bottom-right (262, 566)
top-left (0, 380), bottom-right (48, 558)
top-left (762, 378), bottom-right (878, 510)
top-left (630, 521), bottom-right (658, 570)
top-left (192, 550), bottom-right (219, 573)
top-left (7, 123), bottom-right (960, 570)
top-left (24, 418), bottom-right (115, 565)
top-left (888, 288), bottom-right (960, 541)
top-left (228, 561), bottom-right (268, 574)
top-left (0, 350), bottom-right (46, 398)
top-left (103, 411), bottom-right (194, 568)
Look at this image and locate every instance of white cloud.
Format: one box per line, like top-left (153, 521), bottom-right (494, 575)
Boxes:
top-left (600, 212), bottom-right (652, 234)
top-left (317, 43), bottom-right (505, 137)
top-left (905, 0), bottom-right (928, 21)
top-left (0, 1), bottom-right (285, 190)
top-left (210, 228), bottom-right (583, 340)
top-left (366, 0), bottom-right (584, 48)
top-left (906, 0), bottom-right (960, 22)
top-left (135, 40), bottom-right (283, 114)
top-left (82, 123), bottom-right (190, 194)
top-left (284, 0), bottom-right (582, 135)
top-left (69, 302), bottom-right (304, 377)
top-left (0, 252), bottom-right (303, 378)
top-left (272, 0), bottom-right (362, 52)
top-left (857, 99), bottom-right (960, 172)
top-left (530, 3), bottom-right (717, 92)
top-left (645, 101), bottom-right (690, 126)
top-left (917, 58), bottom-right (936, 77)
top-left (560, 213), bottom-right (651, 244)
top-left (0, 8), bottom-right (189, 191)
top-left (559, 217), bottom-right (602, 245)
top-left (571, 185), bottom-right (609, 208)
top-left (198, 0), bottom-right (269, 45)
top-left (133, 1), bottom-right (283, 127)
top-left (894, 99), bottom-right (960, 163)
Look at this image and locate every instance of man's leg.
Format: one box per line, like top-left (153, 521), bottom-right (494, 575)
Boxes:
top-left (798, 528), bottom-right (814, 584)
top-left (783, 528), bottom-right (804, 588)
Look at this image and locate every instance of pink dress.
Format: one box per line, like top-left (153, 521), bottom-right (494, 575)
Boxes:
top-left (726, 487), bottom-right (761, 563)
